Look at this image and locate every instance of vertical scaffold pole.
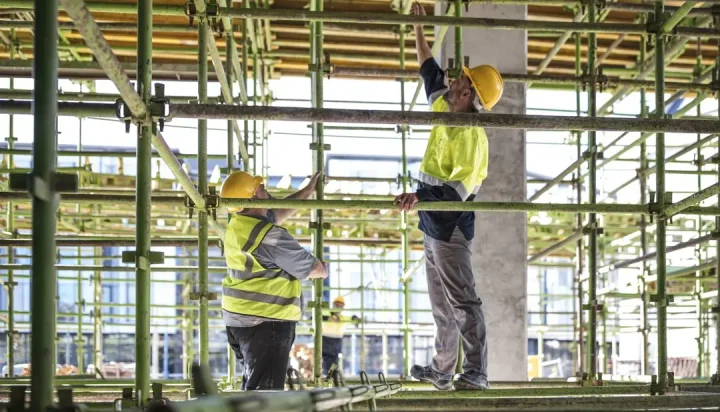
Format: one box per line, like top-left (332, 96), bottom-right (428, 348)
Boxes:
top-left (30, 0), bottom-right (58, 408)
top-left (359, 242), bottom-right (366, 371)
top-left (225, 33), bottom-right (236, 386)
top-left (93, 245), bottom-right (103, 370)
top-left (653, 0), bottom-right (669, 391)
top-left (135, 0), bottom-right (153, 403)
top-left (715, 13), bottom-right (720, 383)
top-left (310, 0), bottom-right (326, 385)
top-left (638, 27), bottom-right (650, 376)
top-left (76, 114), bottom-right (84, 374)
top-left (694, 44), bottom-right (704, 378)
top-left (198, 13), bottom-right (210, 369)
top-left (453, 0), bottom-right (464, 375)
top-left (573, 31), bottom-right (584, 376)
top-left (241, 2), bottom-right (250, 172)
top-left (227, 43), bottom-right (235, 173)
top-left (6, 36), bottom-right (15, 376)
top-left (399, 0), bottom-right (411, 377)
top-left (586, 0), bottom-right (599, 380)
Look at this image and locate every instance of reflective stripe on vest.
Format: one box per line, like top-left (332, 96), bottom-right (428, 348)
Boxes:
top-left (322, 309), bottom-right (349, 338)
top-left (222, 215), bottom-right (302, 321)
top-left (418, 97), bottom-right (488, 200)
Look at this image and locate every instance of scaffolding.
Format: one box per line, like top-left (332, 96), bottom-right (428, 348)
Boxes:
top-left (1, 0), bottom-right (720, 410)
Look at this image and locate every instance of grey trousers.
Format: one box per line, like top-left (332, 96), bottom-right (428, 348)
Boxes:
top-left (425, 228), bottom-right (488, 377)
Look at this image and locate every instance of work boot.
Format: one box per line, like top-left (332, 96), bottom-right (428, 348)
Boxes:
top-left (453, 371), bottom-right (489, 390)
top-left (410, 365), bottom-right (453, 390)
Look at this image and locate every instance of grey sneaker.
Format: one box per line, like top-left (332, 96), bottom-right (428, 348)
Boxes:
top-left (453, 371), bottom-right (489, 390)
top-left (410, 365), bottom-right (453, 390)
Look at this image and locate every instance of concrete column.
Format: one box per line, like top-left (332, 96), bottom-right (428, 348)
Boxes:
top-left (438, 3), bottom-right (528, 381)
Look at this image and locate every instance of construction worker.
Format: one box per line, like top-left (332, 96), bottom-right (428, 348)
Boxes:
top-left (220, 171), bottom-right (328, 390)
top-left (393, 2), bottom-right (504, 391)
top-left (321, 296), bottom-right (360, 376)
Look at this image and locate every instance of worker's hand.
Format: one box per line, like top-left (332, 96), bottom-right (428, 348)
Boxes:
top-left (308, 259), bottom-right (328, 279)
top-left (411, 2), bottom-right (425, 17)
top-left (394, 192), bottom-right (419, 211)
top-left (307, 172), bottom-right (326, 190)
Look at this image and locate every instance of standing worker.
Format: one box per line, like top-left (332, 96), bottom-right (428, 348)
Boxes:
top-left (394, 2), bottom-right (504, 391)
top-left (220, 171), bottom-right (328, 390)
top-left (321, 296), bottom-right (360, 376)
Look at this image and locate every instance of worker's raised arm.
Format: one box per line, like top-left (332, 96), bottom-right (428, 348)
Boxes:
top-left (271, 172), bottom-right (323, 225)
top-left (412, 2), bottom-right (449, 105)
top-left (412, 2), bottom-right (433, 67)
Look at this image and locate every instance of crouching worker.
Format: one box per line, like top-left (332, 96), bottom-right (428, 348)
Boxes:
top-left (220, 171), bottom-right (328, 390)
top-left (321, 296), bottom-right (360, 376)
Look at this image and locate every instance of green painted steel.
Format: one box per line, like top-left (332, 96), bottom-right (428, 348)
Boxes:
top-left (93, 245), bottom-right (103, 370)
top-left (198, 17), bottom-right (211, 369)
top-left (572, 30), bottom-right (585, 375)
top-left (241, 0), bottom-right (250, 171)
top-left (5, 53), bottom-right (15, 378)
top-left (219, 197), bottom-right (720, 215)
top-left (586, 0), bottom-right (599, 379)
top-left (638, 32), bottom-right (650, 375)
top-left (29, 0), bottom-right (58, 408)
top-left (665, 183), bottom-right (720, 217)
top-left (167, 103), bottom-right (720, 134)
top-left (399, 0), bottom-right (412, 377)
top-left (310, 0), bottom-right (326, 385)
top-left (654, 0), bottom-right (669, 392)
top-left (135, 0), bottom-right (153, 404)
top-left (76, 117), bottom-right (84, 375)
top-left (716, 13), bottom-right (720, 381)
top-left (226, 34), bottom-right (234, 173)
top-left (660, 1), bottom-right (697, 33)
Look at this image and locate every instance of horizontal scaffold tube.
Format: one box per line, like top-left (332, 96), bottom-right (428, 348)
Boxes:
top-left (219, 8), bottom-right (720, 37)
top-left (329, 67), bottom-right (714, 92)
top-left (0, 237), bottom-right (423, 248)
top-left (168, 104), bottom-right (720, 134)
top-left (3, 192), bottom-right (720, 215)
top-left (6, 101), bottom-right (720, 133)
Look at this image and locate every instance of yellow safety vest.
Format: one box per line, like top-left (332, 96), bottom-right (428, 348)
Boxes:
top-left (322, 309), bottom-right (351, 338)
top-left (222, 214), bottom-right (302, 321)
top-left (418, 97), bottom-right (489, 200)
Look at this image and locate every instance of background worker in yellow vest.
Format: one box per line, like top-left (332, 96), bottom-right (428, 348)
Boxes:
top-left (393, 2), bottom-right (504, 391)
top-left (321, 296), bottom-right (360, 376)
top-left (220, 171), bottom-right (328, 390)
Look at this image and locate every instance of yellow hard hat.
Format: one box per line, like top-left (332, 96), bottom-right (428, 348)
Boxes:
top-left (220, 171), bottom-right (264, 212)
top-left (333, 296), bottom-right (345, 306)
top-left (462, 65), bottom-right (504, 111)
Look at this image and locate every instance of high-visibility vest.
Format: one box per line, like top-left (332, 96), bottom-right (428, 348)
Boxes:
top-left (222, 214), bottom-right (302, 321)
top-left (322, 309), bottom-right (352, 338)
top-left (418, 97), bottom-right (489, 200)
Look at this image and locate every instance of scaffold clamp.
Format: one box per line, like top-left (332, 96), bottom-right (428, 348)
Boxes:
top-left (185, 195), bottom-right (196, 219)
top-left (309, 143), bottom-right (331, 151)
top-left (580, 0), bottom-right (606, 14)
top-left (9, 172), bottom-right (79, 201)
top-left (206, 186), bottom-right (220, 220)
top-left (650, 293), bottom-right (673, 307)
top-left (309, 221), bottom-right (331, 230)
top-left (122, 251), bottom-right (165, 271)
top-left (189, 291), bottom-right (218, 301)
top-left (185, 1), bottom-right (197, 26)
top-left (711, 65), bottom-right (720, 95)
top-left (149, 382), bottom-right (170, 407)
top-left (151, 83), bottom-right (171, 133)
